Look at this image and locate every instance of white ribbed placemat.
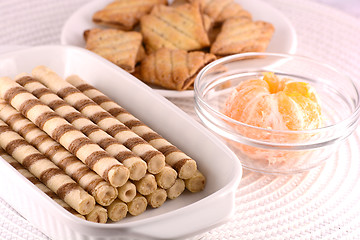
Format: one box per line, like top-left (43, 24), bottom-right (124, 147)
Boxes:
top-left (1, 0), bottom-right (360, 239)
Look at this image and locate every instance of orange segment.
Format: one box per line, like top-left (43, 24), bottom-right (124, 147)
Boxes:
top-left (224, 78), bottom-right (269, 121)
top-left (263, 72), bottom-right (286, 93)
top-left (283, 81), bottom-right (319, 102)
top-left (277, 91), bottom-right (305, 130)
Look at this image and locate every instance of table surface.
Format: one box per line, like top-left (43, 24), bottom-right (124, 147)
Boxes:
top-left (1, 0), bottom-right (360, 239)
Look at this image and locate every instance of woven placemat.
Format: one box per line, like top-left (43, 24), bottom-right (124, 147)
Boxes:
top-left (1, 0), bottom-right (360, 239)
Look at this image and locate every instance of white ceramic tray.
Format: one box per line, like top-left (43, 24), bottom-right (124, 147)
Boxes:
top-left (0, 45), bottom-right (242, 240)
top-left (61, 0), bottom-right (297, 98)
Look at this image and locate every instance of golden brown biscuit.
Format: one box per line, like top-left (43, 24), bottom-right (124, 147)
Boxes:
top-left (85, 28), bottom-right (142, 73)
top-left (202, 13), bottom-right (213, 33)
top-left (93, 0), bottom-right (167, 31)
top-left (136, 44), bottom-right (146, 63)
top-left (132, 65), bottom-right (142, 80)
top-left (189, 0), bottom-right (252, 23)
top-left (140, 3), bottom-right (210, 52)
top-left (171, 0), bottom-right (188, 7)
top-left (140, 48), bottom-right (216, 90)
top-left (208, 25), bottom-right (221, 44)
top-left (211, 18), bottom-right (275, 56)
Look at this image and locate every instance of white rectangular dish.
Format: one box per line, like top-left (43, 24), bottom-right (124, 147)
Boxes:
top-left (0, 45), bottom-right (242, 240)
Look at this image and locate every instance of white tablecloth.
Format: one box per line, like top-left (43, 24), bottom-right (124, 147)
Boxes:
top-left (1, 0), bottom-right (360, 239)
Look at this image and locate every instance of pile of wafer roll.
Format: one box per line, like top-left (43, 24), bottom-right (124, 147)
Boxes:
top-left (0, 65), bottom-right (206, 223)
top-left (84, 0), bottom-right (275, 91)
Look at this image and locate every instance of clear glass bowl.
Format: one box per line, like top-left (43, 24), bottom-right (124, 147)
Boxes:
top-left (194, 53), bottom-right (360, 174)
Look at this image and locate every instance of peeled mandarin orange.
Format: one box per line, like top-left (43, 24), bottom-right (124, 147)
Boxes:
top-left (224, 72), bottom-right (323, 131)
top-left (223, 72), bottom-right (323, 164)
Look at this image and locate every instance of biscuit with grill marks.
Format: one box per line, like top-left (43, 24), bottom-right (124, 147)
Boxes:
top-left (136, 45), bottom-right (146, 63)
top-left (140, 3), bottom-right (210, 53)
top-left (93, 0), bottom-right (167, 31)
top-left (170, 0), bottom-right (188, 7)
top-left (188, 0), bottom-right (252, 24)
top-left (84, 28), bottom-right (142, 73)
top-left (211, 18), bottom-right (275, 56)
top-left (140, 48), bottom-right (216, 90)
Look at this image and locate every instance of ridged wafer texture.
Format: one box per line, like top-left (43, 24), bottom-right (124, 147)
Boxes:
top-left (0, 148), bottom-right (85, 219)
top-left (140, 3), bottom-right (210, 52)
top-left (189, 0), bottom-right (252, 23)
top-left (31, 66), bottom-right (165, 175)
top-left (67, 75), bottom-right (198, 179)
top-left (92, 0), bottom-right (167, 31)
top-left (139, 48), bottom-right (216, 90)
top-left (0, 101), bottom-right (118, 206)
top-left (0, 77), bottom-right (129, 188)
top-left (211, 17), bottom-right (275, 56)
top-left (106, 198), bottom-right (128, 222)
top-left (16, 75), bottom-right (147, 181)
top-left (86, 205), bottom-right (108, 223)
top-left (0, 119), bottom-right (95, 215)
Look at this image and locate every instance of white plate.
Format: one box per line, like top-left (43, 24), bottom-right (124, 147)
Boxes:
top-left (0, 45), bottom-right (242, 240)
top-left (61, 0), bottom-right (297, 98)
top-left (0, 45), bottom-right (27, 54)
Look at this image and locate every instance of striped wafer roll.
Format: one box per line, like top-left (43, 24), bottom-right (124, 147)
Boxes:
top-left (155, 164), bottom-right (177, 189)
top-left (185, 170), bottom-right (206, 193)
top-left (31, 66), bottom-right (165, 174)
top-left (166, 178), bottom-right (185, 200)
top-left (0, 77), bottom-right (129, 188)
top-left (127, 193), bottom-right (147, 216)
top-left (146, 188), bottom-right (167, 208)
top-left (133, 173), bottom-right (157, 196)
top-left (16, 75), bottom-right (147, 181)
top-left (67, 75), bottom-right (197, 179)
top-left (0, 148), bottom-right (85, 219)
top-left (117, 181), bottom-right (136, 203)
top-left (106, 199), bottom-right (128, 222)
top-left (86, 205), bottom-right (108, 223)
top-left (0, 101), bottom-right (118, 206)
top-left (0, 120), bottom-right (95, 215)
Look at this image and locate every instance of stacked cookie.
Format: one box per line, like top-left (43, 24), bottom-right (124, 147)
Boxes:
top-left (85, 0), bottom-right (275, 91)
top-left (0, 66), bottom-right (205, 223)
